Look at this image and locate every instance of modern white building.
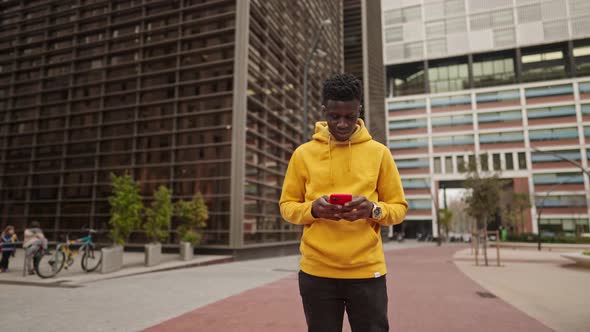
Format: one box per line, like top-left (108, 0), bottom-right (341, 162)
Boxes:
top-left (382, 0), bottom-right (590, 238)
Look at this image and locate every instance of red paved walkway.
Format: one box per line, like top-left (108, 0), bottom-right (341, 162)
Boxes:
top-left (144, 245), bottom-right (553, 332)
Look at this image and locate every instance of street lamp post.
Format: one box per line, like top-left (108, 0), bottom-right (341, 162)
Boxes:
top-left (530, 146), bottom-right (590, 250)
top-left (303, 19), bottom-right (332, 143)
top-left (535, 174), bottom-right (582, 250)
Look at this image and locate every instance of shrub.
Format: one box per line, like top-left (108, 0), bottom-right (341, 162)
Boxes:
top-left (175, 192), bottom-right (208, 246)
top-left (108, 173), bottom-right (143, 246)
top-left (144, 186), bottom-right (173, 243)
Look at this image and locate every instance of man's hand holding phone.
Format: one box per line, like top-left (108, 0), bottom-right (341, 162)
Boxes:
top-left (311, 195), bottom-right (351, 220)
top-left (340, 195), bottom-right (373, 221)
top-left (311, 194), bottom-right (373, 221)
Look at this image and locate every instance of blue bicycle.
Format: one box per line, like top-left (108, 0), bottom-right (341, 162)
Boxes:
top-left (34, 229), bottom-right (102, 278)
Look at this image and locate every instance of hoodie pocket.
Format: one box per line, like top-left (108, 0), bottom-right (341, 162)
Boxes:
top-left (301, 219), bottom-right (381, 268)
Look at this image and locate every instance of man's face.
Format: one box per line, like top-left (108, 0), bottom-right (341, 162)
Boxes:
top-left (323, 99), bottom-right (360, 141)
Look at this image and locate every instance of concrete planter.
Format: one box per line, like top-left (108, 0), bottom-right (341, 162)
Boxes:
top-left (145, 242), bottom-right (162, 267)
top-left (101, 245), bottom-right (124, 274)
top-left (561, 252), bottom-right (590, 267)
top-left (179, 241), bottom-right (194, 261)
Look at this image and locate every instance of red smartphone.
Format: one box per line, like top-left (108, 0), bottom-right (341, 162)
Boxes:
top-left (329, 194), bottom-right (353, 205)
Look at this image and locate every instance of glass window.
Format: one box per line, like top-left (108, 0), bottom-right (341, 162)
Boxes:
top-left (525, 84), bottom-right (573, 99)
top-left (430, 94), bottom-right (471, 109)
top-left (578, 82), bottom-right (590, 94)
top-left (396, 158), bottom-right (430, 169)
top-left (531, 149), bottom-right (581, 162)
top-left (402, 178), bottom-right (431, 189)
top-left (533, 172), bottom-right (585, 185)
top-left (468, 155), bottom-right (476, 170)
top-left (582, 104), bottom-right (590, 115)
top-left (389, 138), bottom-right (429, 149)
top-left (384, 9), bottom-right (402, 25)
top-left (505, 153), bottom-right (514, 170)
top-left (402, 6), bottom-right (422, 23)
top-left (446, 17), bottom-right (466, 33)
top-left (494, 28), bottom-right (516, 48)
top-left (480, 154), bottom-right (489, 171)
top-left (431, 114), bottom-right (472, 127)
top-left (521, 47), bottom-right (567, 82)
top-left (529, 127), bottom-right (579, 141)
top-left (404, 42), bottom-right (423, 60)
top-left (478, 110), bottom-right (522, 124)
top-left (428, 58), bottom-right (469, 93)
top-left (518, 152), bottom-right (527, 169)
top-left (535, 195), bottom-right (587, 208)
top-left (426, 21), bottom-right (445, 39)
top-left (389, 118), bottom-right (428, 130)
top-left (432, 135), bottom-right (474, 147)
top-left (527, 105), bottom-right (576, 119)
top-left (385, 27), bottom-right (403, 43)
top-left (457, 156), bottom-right (466, 172)
top-left (573, 42), bottom-right (590, 76)
top-left (479, 131), bottom-right (524, 143)
top-left (445, 156), bottom-right (453, 173)
top-left (427, 39), bottom-right (447, 57)
top-left (473, 53), bottom-right (516, 88)
top-left (585, 126), bottom-right (590, 138)
top-left (476, 89), bottom-right (520, 105)
top-left (407, 199), bottom-right (432, 210)
top-left (434, 157), bottom-right (442, 173)
top-left (388, 62), bottom-right (425, 96)
top-left (388, 99), bottom-right (426, 112)
top-left (493, 153), bottom-right (501, 170)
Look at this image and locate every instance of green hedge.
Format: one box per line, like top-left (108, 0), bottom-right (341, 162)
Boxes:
top-left (506, 233), bottom-right (590, 244)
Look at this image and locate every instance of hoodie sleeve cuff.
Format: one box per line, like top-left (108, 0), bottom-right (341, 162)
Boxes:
top-left (301, 201), bottom-right (316, 225)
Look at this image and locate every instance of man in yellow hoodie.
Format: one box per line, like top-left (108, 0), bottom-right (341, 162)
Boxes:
top-left (280, 73), bottom-right (408, 332)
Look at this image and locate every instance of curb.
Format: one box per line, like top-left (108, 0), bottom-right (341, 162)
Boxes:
top-left (0, 256), bottom-right (234, 288)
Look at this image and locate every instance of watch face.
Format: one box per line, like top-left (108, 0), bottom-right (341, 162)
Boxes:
top-left (373, 205), bottom-right (382, 218)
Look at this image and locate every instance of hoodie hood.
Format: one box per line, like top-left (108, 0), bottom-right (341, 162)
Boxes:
top-left (311, 119), bottom-right (372, 185)
top-left (312, 118), bottom-right (372, 144)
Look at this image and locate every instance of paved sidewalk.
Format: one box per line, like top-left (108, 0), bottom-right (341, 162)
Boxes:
top-left (455, 247), bottom-right (590, 332)
top-left (0, 248), bottom-right (232, 287)
top-left (145, 244), bottom-right (553, 332)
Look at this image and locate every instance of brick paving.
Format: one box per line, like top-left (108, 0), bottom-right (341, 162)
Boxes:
top-left (145, 245), bottom-right (553, 332)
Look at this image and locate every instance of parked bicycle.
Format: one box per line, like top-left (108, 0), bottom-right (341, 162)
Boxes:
top-left (34, 229), bottom-right (102, 278)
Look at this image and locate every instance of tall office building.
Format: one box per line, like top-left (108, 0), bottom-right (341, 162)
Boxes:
top-left (0, 0), bottom-right (343, 253)
top-left (383, 0), bottom-right (590, 237)
top-left (344, 0), bottom-right (387, 144)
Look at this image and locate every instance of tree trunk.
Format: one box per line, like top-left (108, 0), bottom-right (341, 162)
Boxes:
top-left (482, 218), bottom-right (489, 266)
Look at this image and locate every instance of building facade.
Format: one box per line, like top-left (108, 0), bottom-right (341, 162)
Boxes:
top-left (0, 0), bottom-right (344, 251)
top-left (382, 0), bottom-right (590, 237)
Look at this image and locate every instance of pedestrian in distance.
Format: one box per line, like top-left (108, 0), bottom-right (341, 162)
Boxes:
top-left (1, 225), bottom-right (18, 272)
top-left (280, 73), bottom-right (408, 332)
top-left (23, 221), bottom-right (47, 275)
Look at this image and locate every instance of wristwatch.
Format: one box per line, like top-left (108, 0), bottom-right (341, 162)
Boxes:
top-left (371, 202), bottom-right (382, 219)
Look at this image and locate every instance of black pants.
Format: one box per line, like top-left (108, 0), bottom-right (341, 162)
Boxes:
top-left (298, 270), bottom-right (389, 332)
top-left (0, 251), bottom-right (12, 270)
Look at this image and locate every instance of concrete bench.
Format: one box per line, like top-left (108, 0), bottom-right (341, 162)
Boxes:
top-left (561, 253), bottom-right (590, 267)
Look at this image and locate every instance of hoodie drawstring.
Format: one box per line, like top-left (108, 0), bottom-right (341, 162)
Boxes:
top-left (327, 135), bottom-right (353, 186)
top-left (328, 135), bottom-right (334, 186)
top-left (348, 140), bottom-right (352, 172)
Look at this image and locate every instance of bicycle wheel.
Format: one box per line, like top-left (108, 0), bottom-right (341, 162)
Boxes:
top-left (34, 250), bottom-right (65, 279)
top-left (81, 246), bottom-right (102, 272)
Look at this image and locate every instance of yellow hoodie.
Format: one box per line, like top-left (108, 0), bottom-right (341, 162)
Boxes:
top-left (280, 119), bottom-right (408, 279)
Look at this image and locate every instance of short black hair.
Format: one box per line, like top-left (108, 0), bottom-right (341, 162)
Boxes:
top-left (322, 73), bottom-right (363, 104)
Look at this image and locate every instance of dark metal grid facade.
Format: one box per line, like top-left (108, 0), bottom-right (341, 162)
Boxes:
top-left (243, 0), bottom-right (343, 245)
top-left (0, 0), bottom-right (237, 245)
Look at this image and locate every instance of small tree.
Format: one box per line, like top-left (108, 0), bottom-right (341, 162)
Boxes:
top-left (175, 192), bottom-right (208, 246)
top-left (144, 186), bottom-right (173, 243)
top-left (464, 172), bottom-right (506, 266)
top-left (108, 173), bottom-right (143, 246)
top-left (438, 208), bottom-right (453, 241)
